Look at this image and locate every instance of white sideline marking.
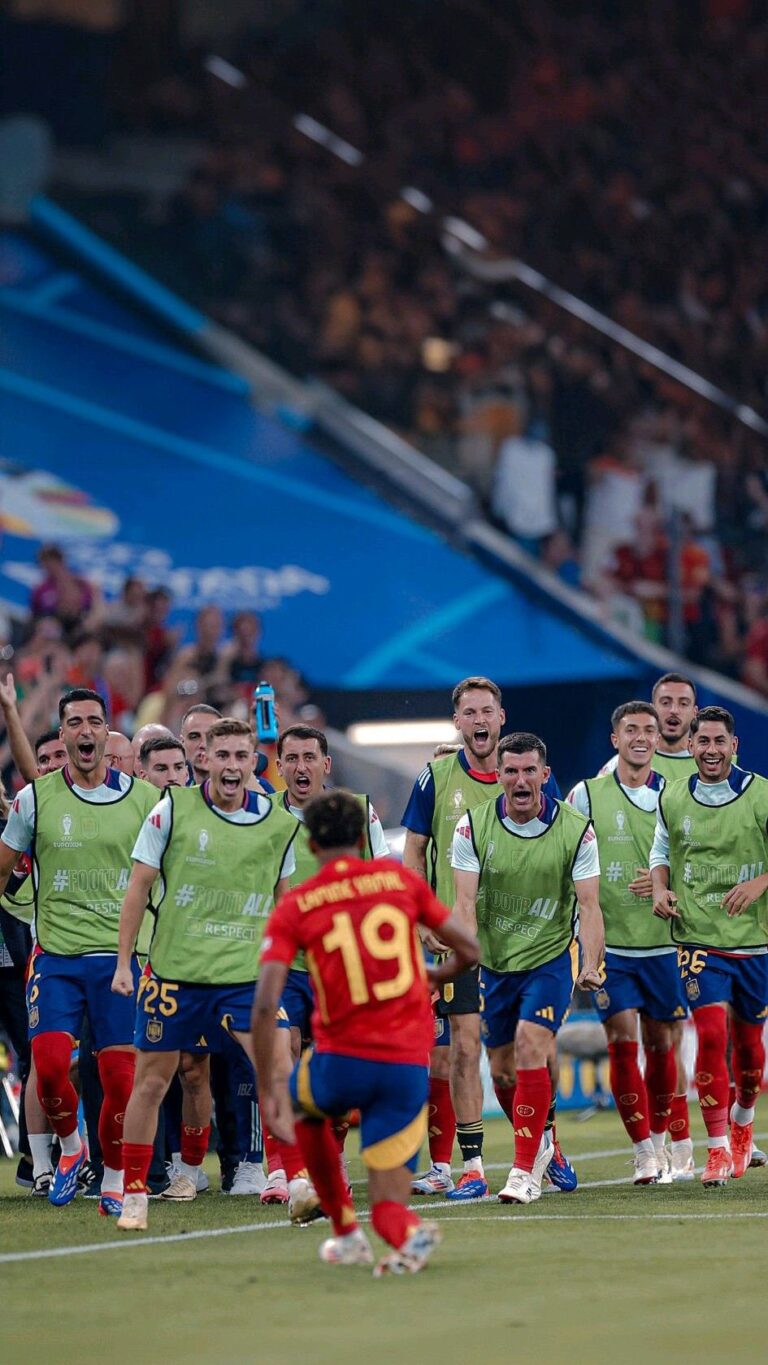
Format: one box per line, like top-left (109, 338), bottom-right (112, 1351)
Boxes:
top-left (3, 1202), bottom-right (768, 1265)
top-left (0, 1217), bottom-right (290, 1264)
top-left (5, 1130), bottom-right (766, 1266)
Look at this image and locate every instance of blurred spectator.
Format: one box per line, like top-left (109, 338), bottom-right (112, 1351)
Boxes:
top-left (29, 545), bottom-right (102, 640)
top-left (107, 576), bottom-right (147, 648)
top-left (222, 611), bottom-right (265, 692)
top-left (580, 447), bottom-right (646, 589)
top-left (490, 404), bottom-right (558, 554)
top-left (174, 605), bottom-right (225, 702)
top-left (143, 588), bottom-right (178, 692)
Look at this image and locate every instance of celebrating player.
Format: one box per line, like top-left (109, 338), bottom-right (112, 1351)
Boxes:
top-left (112, 719), bottom-right (300, 1231)
top-left (569, 702), bottom-right (687, 1183)
top-left (258, 724), bottom-right (389, 1204)
top-left (0, 688), bottom-right (157, 1213)
top-left (600, 674), bottom-right (698, 783)
top-left (137, 735), bottom-right (188, 790)
top-left (253, 789), bottom-right (480, 1275)
top-left (650, 705), bottom-right (768, 1186)
top-left (402, 678), bottom-right (570, 1200)
top-left (453, 733), bottom-right (603, 1204)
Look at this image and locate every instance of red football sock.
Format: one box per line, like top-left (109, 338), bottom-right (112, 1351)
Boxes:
top-left (294, 1118), bottom-right (357, 1237)
top-left (644, 1046), bottom-right (676, 1136)
top-left (263, 1125), bottom-right (284, 1174)
top-left (669, 1093), bottom-right (690, 1142)
top-left (180, 1123), bottom-right (211, 1167)
top-left (730, 1017), bottom-right (765, 1112)
top-left (32, 1032), bottom-right (79, 1141)
top-left (331, 1117), bottom-right (350, 1154)
top-left (123, 1142), bottom-right (153, 1194)
top-left (512, 1067), bottom-right (550, 1174)
top-left (493, 1082), bottom-right (516, 1126)
top-left (278, 1137), bottom-right (308, 1182)
top-left (97, 1049), bottom-right (135, 1166)
top-left (693, 1005), bottom-right (730, 1139)
top-left (608, 1041), bottom-right (651, 1142)
top-left (428, 1077), bottom-right (456, 1164)
top-left (371, 1200), bottom-right (420, 1251)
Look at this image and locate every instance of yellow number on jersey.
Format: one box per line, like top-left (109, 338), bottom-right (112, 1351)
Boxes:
top-left (321, 903), bottom-right (415, 1007)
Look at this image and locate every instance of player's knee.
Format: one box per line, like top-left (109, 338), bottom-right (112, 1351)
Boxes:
top-left (450, 1017), bottom-right (480, 1062)
top-left (490, 1062), bottom-right (515, 1089)
top-left (32, 1032), bottom-right (72, 1091)
top-left (693, 1003), bottom-right (728, 1055)
top-left (136, 1067), bottom-right (172, 1109)
top-left (514, 1025), bottom-right (549, 1069)
top-left (98, 1048), bottom-right (135, 1098)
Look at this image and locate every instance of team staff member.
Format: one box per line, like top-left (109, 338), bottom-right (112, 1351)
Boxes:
top-left (402, 676), bottom-right (566, 1202)
top-left (452, 733), bottom-right (603, 1205)
top-left (253, 789), bottom-right (480, 1275)
top-left (112, 719), bottom-right (300, 1232)
top-left (651, 705), bottom-right (768, 1187)
top-left (569, 702), bottom-right (687, 1184)
top-left (0, 688), bottom-right (157, 1214)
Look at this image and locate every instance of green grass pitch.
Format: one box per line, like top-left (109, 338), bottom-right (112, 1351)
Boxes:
top-left (2, 1110), bottom-right (767, 1365)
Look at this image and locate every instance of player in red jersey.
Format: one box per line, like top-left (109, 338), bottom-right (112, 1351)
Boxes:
top-left (253, 789), bottom-right (479, 1276)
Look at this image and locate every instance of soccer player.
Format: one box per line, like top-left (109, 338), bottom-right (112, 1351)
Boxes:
top-left (35, 729), bottom-right (69, 775)
top-left (0, 688), bottom-right (157, 1213)
top-left (180, 703), bottom-right (222, 785)
top-left (3, 726), bottom-right (71, 1193)
top-left (569, 702), bottom-right (686, 1183)
top-left (598, 673), bottom-right (699, 1160)
top-left (402, 677), bottom-right (567, 1201)
top-left (253, 789), bottom-right (480, 1274)
top-left (599, 674), bottom-right (698, 783)
top-left (131, 723), bottom-right (174, 774)
top-left (453, 732), bottom-right (603, 1204)
top-left (650, 705), bottom-right (768, 1186)
top-left (112, 719), bottom-right (300, 1231)
top-left (259, 723), bottom-right (389, 1203)
top-left (137, 736), bottom-right (188, 789)
top-left (412, 744), bottom-right (460, 1197)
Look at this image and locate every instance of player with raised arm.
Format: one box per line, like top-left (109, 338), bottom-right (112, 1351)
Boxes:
top-left (569, 702), bottom-right (685, 1184)
top-left (402, 678), bottom-right (572, 1201)
top-left (453, 733), bottom-right (603, 1204)
top-left (0, 688), bottom-right (157, 1214)
top-left (112, 719), bottom-right (300, 1231)
top-left (650, 706), bottom-right (768, 1186)
top-left (253, 789), bottom-right (480, 1275)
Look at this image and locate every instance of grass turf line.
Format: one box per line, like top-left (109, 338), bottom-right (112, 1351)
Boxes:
top-left (1, 1110), bottom-right (767, 1365)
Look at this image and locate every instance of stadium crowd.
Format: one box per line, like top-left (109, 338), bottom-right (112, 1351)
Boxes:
top-left (35, 0), bottom-right (768, 679)
top-left (0, 546), bottom-right (322, 794)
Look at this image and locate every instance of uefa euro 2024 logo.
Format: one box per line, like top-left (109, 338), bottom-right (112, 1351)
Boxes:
top-left (682, 816), bottom-right (692, 839)
top-left (615, 811), bottom-right (625, 833)
top-left (198, 829), bottom-right (209, 854)
top-left (62, 814), bottom-right (72, 839)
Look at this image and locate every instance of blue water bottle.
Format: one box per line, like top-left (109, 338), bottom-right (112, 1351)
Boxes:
top-left (253, 680), bottom-right (278, 743)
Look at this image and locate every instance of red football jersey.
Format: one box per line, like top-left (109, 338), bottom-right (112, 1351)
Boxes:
top-left (261, 855), bottom-right (450, 1065)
